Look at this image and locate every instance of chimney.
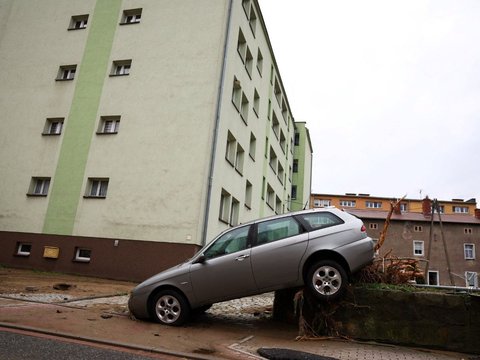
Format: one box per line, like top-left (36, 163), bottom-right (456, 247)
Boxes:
top-left (475, 208), bottom-right (480, 220)
top-left (422, 197), bottom-right (432, 217)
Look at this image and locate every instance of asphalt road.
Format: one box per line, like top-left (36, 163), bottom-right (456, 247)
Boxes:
top-left (0, 330), bottom-right (174, 360)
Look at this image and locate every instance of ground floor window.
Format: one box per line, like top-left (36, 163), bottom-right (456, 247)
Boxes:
top-left (428, 271), bottom-right (439, 285)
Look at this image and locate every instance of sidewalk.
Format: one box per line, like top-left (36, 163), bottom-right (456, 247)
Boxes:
top-left (0, 268), bottom-right (473, 360)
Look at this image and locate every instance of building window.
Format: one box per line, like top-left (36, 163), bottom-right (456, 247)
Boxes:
top-left (414, 225), bottom-right (423, 232)
top-left (232, 77), bottom-right (242, 111)
top-left (230, 198), bottom-right (240, 226)
top-left (16, 243), bottom-right (32, 256)
top-left (294, 132), bottom-right (300, 146)
top-left (245, 180), bottom-right (252, 209)
top-left (69, 14), bottom-right (88, 30)
top-left (453, 206), bottom-right (469, 214)
top-left (400, 203), bottom-right (408, 212)
top-left (28, 177), bottom-right (50, 196)
top-left (43, 118), bottom-right (64, 135)
top-left (225, 131), bottom-right (236, 166)
top-left (242, 0), bottom-right (251, 18)
top-left (98, 116), bottom-right (120, 134)
top-left (466, 272), bottom-right (478, 288)
top-left (235, 143), bottom-right (245, 175)
top-left (293, 159), bottom-right (299, 173)
top-left (74, 248), bottom-right (91, 262)
top-left (275, 195), bottom-right (282, 214)
top-left (249, 133), bottom-right (256, 160)
top-left (464, 228), bottom-right (473, 234)
top-left (339, 200), bottom-right (356, 208)
top-left (277, 163), bottom-right (284, 185)
top-left (219, 189), bottom-right (231, 223)
top-left (248, 5), bottom-right (257, 35)
top-left (121, 8), bottom-right (142, 24)
top-left (266, 184), bottom-right (275, 209)
top-left (413, 241), bottom-right (424, 256)
top-left (369, 223), bottom-right (378, 230)
top-left (85, 178), bottom-right (109, 198)
top-left (56, 65), bottom-right (76, 81)
top-left (272, 113), bottom-right (280, 139)
top-left (237, 28), bottom-right (247, 63)
top-left (464, 243), bottom-right (475, 260)
top-left (111, 60), bottom-right (131, 76)
top-left (240, 92), bottom-right (249, 123)
top-left (313, 199), bottom-right (331, 208)
top-left (245, 46), bottom-right (253, 78)
top-left (366, 201), bottom-right (382, 209)
top-left (280, 131), bottom-right (286, 153)
top-left (291, 185), bottom-right (297, 200)
top-left (428, 271), bottom-right (439, 285)
top-left (256, 49), bottom-right (263, 76)
top-left (253, 89), bottom-right (260, 117)
top-left (269, 147), bottom-right (277, 173)
top-left (274, 78), bottom-right (282, 105)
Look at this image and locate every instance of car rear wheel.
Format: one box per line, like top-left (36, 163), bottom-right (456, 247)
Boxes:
top-left (306, 260), bottom-right (347, 301)
top-left (151, 289), bottom-right (190, 326)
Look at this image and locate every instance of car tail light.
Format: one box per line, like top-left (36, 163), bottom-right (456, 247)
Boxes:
top-left (361, 225), bottom-right (366, 232)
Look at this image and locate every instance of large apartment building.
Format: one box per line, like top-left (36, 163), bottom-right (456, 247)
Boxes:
top-left (0, 0), bottom-right (312, 281)
top-left (311, 193), bottom-right (480, 288)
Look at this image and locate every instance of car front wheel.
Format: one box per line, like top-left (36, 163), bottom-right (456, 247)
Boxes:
top-left (151, 289), bottom-right (190, 326)
top-left (306, 260), bottom-right (347, 301)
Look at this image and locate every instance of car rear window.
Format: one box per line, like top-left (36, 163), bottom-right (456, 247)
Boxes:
top-left (296, 212), bottom-right (344, 230)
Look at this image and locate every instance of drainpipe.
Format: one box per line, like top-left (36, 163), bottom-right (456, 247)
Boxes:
top-left (201, 0), bottom-right (233, 246)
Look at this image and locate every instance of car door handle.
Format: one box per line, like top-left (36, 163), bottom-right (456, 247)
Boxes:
top-left (235, 254), bottom-right (250, 261)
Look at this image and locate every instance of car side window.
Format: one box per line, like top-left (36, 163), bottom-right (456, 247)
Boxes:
top-left (204, 225), bottom-right (250, 259)
top-left (256, 217), bottom-right (302, 246)
top-left (296, 212), bottom-right (344, 230)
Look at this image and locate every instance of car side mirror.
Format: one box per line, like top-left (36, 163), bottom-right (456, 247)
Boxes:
top-left (194, 254), bottom-right (206, 264)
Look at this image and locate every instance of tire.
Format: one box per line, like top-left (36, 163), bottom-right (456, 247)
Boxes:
top-left (150, 289), bottom-right (190, 326)
top-left (306, 260), bottom-right (347, 301)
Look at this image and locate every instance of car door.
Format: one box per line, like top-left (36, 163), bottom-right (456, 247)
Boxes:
top-left (250, 216), bottom-right (309, 290)
top-left (189, 225), bottom-right (257, 303)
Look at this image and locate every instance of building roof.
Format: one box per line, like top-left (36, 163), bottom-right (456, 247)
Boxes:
top-left (347, 209), bottom-right (480, 225)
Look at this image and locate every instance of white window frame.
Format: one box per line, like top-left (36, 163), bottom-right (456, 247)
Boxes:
top-left (428, 270), bottom-right (439, 285)
top-left (219, 189), bottom-right (231, 223)
top-left (453, 206), bottom-right (468, 214)
top-left (121, 9), bottom-right (142, 24)
top-left (340, 200), bottom-right (356, 208)
top-left (111, 60), bottom-right (132, 76)
top-left (366, 201), bottom-right (382, 209)
top-left (98, 116), bottom-right (120, 134)
top-left (245, 181), bottom-right (252, 210)
top-left (369, 223), bottom-right (378, 230)
top-left (69, 15), bottom-right (88, 30)
top-left (16, 243), bottom-right (32, 256)
top-left (29, 177), bottom-right (50, 196)
top-left (57, 65), bottom-right (76, 80)
top-left (86, 178), bottom-right (109, 198)
top-left (43, 118), bottom-right (64, 135)
top-left (75, 248), bottom-right (91, 262)
top-left (465, 272), bottom-right (478, 288)
top-left (413, 240), bottom-right (424, 256)
top-left (230, 197), bottom-right (240, 226)
top-left (464, 243), bottom-right (475, 260)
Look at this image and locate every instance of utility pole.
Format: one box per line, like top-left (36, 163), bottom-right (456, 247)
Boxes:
top-left (435, 200), bottom-right (455, 286)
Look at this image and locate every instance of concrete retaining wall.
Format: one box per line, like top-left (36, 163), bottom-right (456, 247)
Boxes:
top-left (273, 286), bottom-right (480, 354)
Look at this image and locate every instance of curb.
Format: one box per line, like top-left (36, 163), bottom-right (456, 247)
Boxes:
top-left (0, 322), bottom-right (220, 360)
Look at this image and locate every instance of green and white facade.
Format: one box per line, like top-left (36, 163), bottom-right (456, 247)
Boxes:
top-left (0, 0), bottom-right (312, 280)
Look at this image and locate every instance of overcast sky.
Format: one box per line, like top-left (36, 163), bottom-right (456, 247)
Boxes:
top-left (259, 0), bottom-right (480, 203)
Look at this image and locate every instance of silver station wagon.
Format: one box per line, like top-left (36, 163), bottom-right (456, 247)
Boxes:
top-left (128, 207), bottom-right (374, 325)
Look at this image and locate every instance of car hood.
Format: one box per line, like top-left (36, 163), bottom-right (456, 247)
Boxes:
top-left (132, 261), bottom-right (191, 293)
